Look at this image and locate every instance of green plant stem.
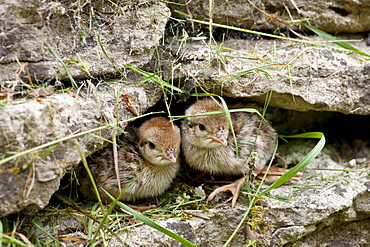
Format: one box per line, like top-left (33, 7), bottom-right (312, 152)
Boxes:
top-left (224, 132), bottom-right (325, 245)
top-left (184, 18), bottom-right (363, 49)
top-left (223, 137), bottom-right (279, 246)
top-left (172, 108), bottom-right (271, 127)
top-left (97, 34), bottom-right (122, 74)
top-left (217, 96), bottom-right (238, 156)
top-left (76, 145), bottom-right (106, 215)
top-left (0, 234), bottom-right (29, 247)
top-left (125, 64), bottom-right (184, 93)
top-left (32, 221), bottom-right (61, 245)
top-left (303, 23), bottom-right (370, 58)
top-left (260, 132), bottom-right (326, 196)
top-left (44, 41), bottom-right (78, 88)
top-left (90, 168), bottom-right (150, 244)
top-left (0, 220), bottom-right (2, 247)
top-left (306, 168), bottom-right (369, 173)
top-left (0, 112), bottom-right (162, 167)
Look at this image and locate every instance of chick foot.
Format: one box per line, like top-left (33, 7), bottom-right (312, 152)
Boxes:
top-left (207, 166), bottom-right (303, 208)
top-left (206, 177), bottom-right (245, 208)
top-left (256, 166), bottom-right (303, 183)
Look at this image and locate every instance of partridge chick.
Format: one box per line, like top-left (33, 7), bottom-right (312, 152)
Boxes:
top-left (79, 117), bottom-right (181, 203)
top-left (182, 98), bottom-right (300, 207)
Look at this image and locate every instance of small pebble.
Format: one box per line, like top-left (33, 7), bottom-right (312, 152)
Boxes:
top-left (348, 159), bottom-right (356, 168)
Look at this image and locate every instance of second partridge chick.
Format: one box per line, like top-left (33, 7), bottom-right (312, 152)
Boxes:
top-left (182, 98), bottom-right (301, 207)
top-left (79, 117), bottom-right (181, 204)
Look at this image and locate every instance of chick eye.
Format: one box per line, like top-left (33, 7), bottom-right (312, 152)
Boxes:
top-left (147, 142), bottom-right (156, 150)
top-left (198, 124), bottom-right (206, 131)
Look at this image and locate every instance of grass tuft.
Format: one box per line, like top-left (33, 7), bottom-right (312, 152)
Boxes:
top-left (104, 190), bottom-right (198, 247)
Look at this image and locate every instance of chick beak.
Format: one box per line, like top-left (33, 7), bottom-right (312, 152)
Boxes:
top-left (211, 132), bottom-right (228, 146)
top-left (162, 149), bottom-right (177, 163)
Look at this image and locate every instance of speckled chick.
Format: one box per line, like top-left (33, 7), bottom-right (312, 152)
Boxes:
top-left (182, 98), bottom-right (279, 206)
top-left (182, 98), bottom-right (277, 176)
top-left (79, 117), bottom-right (181, 203)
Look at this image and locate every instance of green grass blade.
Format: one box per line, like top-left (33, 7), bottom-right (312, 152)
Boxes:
top-left (33, 221), bottom-right (62, 245)
top-left (0, 219), bottom-right (2, 247)
top-left (76, 54), bottom-right (92, 77)
top-left (125, 64), bottom-right (184, 93)
top-left (104, 191), bottom-right (198, 247)
top-left (39, 144), bottom-right (57, 159)
top-left (189, 93), bottom-right (218, 97)
top-left (186, 18), bottom-right (310, 44)
top-left (259, 132), bottom-right (326, 196)
top-left (303, 23), bottom-right (370, 58)
top-left (217, 96), bottom-right (239, 156)
top-left (218, 65), bottom-right (272, 84)
top-left (0, 111), bottom-right (161, 167)
top-left (172, 109), bottom-right (263, 121)
top-left (97, 34), bottom-right (122, 74)
top-left (90, 168), bottom-right (155, 244)
top-left (77, 145), bottom-right (106, 215)
top-left (279, 132), bottom-right (325, 139)
top-left (44, 41), bottom-right (78, 88)
top-left (0, 235), bottom-right (29, 247)
top-left (87, 133), bottom-right (114, 144)
top-left (306, 168), bottom-right (369, 173)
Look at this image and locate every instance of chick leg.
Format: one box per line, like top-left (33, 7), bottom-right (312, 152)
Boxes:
top-left (255, 166), bottom-right (303, 183)
top-left (207, 166), bottom-right (302, 207)
top-left (207, 177), bottom-right (245, 208)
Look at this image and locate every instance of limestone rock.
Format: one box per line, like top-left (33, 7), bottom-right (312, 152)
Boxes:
top-left (0, 0), bottom-right (168, 217)
top-left (165, 38), bottom-right (370, 115)
top-left (0, 0), bottom-right (170, 82)
top-left (169, 0), bottom-right (370, 33)
top-left (265, 156), bottom-right (370, 246)
top-left (107, 147), bottom-right (370, 246)
top-left (20, 142), bottom-right (369, 246)
top-left (0, 79), bottom-right (162, 217)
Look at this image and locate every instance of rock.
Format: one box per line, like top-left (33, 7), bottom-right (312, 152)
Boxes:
top-left (0, 78), bottom-right (162, 217)
top-left (0, 0), bottom-right (168, 217)
top-left (293, 219), bottom-right (370, 247)
top-left (163, 38), bottom-right (370, 115)
top-left (105, 143), bottom-right (370, 247)
top-left (265, 156), bottom-right (370, 246)
top-left (19, 149), bottom-right (370, 246)
top-left (110, 206), bottom-right (247, 247)
top-left (168, 0), bottom-right (370, 33)
top-left (1, 1), bottom-right (370, 246)
top-left (0, 0), bottom-right (170, 82)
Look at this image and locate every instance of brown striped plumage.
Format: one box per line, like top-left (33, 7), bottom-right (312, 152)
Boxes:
top-left (79, 117), bottom-right (181, 203)
top-left (182, 98), bottom-right (277, 176)
top-left (181, 98), bottom-right (279, 207)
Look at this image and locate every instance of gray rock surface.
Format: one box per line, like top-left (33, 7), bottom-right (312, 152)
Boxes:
top-left (265, 156), bottom-right (370, 246)
top-left (0, 0), bottom-right (170, 82)
top-left (23, 140), bottom-right (369, 246)
top-left (164, 38), bottom-right (370, 115)
top-left (22, 134), bottom-right (368, 246)
top-left (1, 1), bottom-right (370, 246)
top-left (0, 79), bottom-right (162, 217)
top-left (0, 0), bottom-right (168, 217)
top-left (169, 0), bottom-right (370, 33)
top-left (106, 145), bottom-right (370, 247)
top-left (113, 209), bottom-right (246, 247)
